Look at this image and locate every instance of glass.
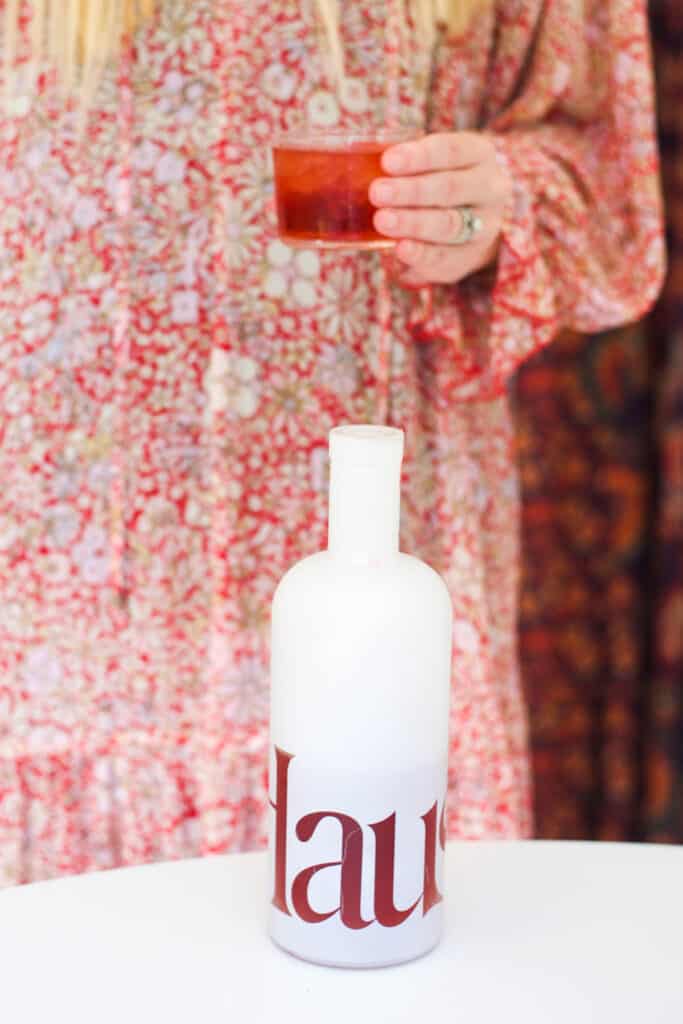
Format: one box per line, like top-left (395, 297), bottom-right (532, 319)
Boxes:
top-left (272, 128), bottom-right (419, 251)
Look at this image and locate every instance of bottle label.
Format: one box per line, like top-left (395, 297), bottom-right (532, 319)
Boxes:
top-left (268, 744), bottom-right (448, 966)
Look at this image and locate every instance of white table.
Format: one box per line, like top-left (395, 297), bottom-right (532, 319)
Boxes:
top-left (1, 841), bottom-right (682, 1023)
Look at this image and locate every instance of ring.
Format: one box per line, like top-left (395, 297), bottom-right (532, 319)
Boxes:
top-left (450, 205), bottom-right (483, 246)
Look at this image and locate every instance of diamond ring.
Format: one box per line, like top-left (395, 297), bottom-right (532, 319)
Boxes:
top-left (450, 205), bottom-right (483, 246)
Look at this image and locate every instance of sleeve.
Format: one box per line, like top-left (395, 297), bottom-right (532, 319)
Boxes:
top-left (410, 0), bottom-right (666, 401)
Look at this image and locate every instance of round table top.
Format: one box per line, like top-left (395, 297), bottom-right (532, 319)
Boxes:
top-left (2, 840), bottom-right (682, 1023)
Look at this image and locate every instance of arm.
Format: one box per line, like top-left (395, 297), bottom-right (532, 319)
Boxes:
top-left (370, 0), bottom-right (665, 399)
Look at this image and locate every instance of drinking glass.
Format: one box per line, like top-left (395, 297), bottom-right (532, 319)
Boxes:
top-left (272, 128), bottom-right (420, 251)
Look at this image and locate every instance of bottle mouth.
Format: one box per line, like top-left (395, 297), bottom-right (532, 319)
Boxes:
top-left (274, 128), bottom-right (420, 151)
top-left (332, 425), bottom-right (403, 443)
top-left (329, 425), bottom-right (404, 468)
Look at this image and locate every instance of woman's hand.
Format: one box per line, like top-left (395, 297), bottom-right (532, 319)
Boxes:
top-left (369, 132), bottom-right (512, 286)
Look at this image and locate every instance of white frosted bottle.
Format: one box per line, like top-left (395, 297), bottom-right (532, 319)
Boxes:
top-left (268, 425), bottom-right (453, 968)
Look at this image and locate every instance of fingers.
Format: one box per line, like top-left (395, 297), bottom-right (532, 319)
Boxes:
top-left (381, 132), bottom-right (493, 175)
top-left (371, 132), bottom-right (507, 286)
top-left (374, 205), bottom-right (478, 245)
top-left (370, 163), bottom-right (508, 211)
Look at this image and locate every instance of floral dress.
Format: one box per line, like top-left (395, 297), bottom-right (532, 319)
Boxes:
top-left (0, 0), bottom-right (664, 884)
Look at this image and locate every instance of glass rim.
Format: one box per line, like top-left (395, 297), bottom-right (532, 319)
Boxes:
top-left (273, 126), bottom-right (421, 150)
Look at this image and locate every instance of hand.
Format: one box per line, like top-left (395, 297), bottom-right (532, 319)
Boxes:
top-left (369, 132), bottom-right (512, 286)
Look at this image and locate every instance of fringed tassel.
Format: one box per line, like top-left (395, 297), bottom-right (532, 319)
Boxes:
top-left (3, 1), bottom-right (155, 109)
top-left (108, 12), bottom-right (133, 619)
top-left (2, 0), bottom-right (20, 105)
top-left (313, 0), bottom-right (345, 88)
top-left (376, 254), bottom-right (394, 426)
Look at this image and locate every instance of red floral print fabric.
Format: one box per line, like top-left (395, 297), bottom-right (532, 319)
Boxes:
top-left (0, 0), bottom-right (664, 884)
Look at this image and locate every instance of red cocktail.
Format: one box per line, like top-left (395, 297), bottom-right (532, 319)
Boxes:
top-left (272, 130), bottom-right (418, 251)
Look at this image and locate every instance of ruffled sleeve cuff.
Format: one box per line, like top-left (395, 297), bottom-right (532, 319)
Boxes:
top-left (408, 135), bottom-right (559, 402)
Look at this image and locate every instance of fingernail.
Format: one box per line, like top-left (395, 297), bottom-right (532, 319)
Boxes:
top-left (371, 180), bottom-right (393, 204)
top-left (377, 210), bottom-right (398, 232)
top-left (382, 148), bottom-right (406, 173)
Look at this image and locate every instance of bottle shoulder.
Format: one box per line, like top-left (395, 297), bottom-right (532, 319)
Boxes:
top-left (272, 550), bottom-right (452, 618)
top-left (272, 549), bottom-right (327, 592)
top-left (398, 553), bottom-right (453, 613)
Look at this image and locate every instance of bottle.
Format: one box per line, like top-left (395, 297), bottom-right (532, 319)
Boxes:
top-left (268, 425), bottom-right (453, 968)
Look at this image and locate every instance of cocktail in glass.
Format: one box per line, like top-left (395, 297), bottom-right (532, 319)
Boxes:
top-left (272, 129), bottom-right (419, 251)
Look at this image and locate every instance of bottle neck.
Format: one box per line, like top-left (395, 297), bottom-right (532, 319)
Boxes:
top-left (327, 460), bottom-right (401, 561)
